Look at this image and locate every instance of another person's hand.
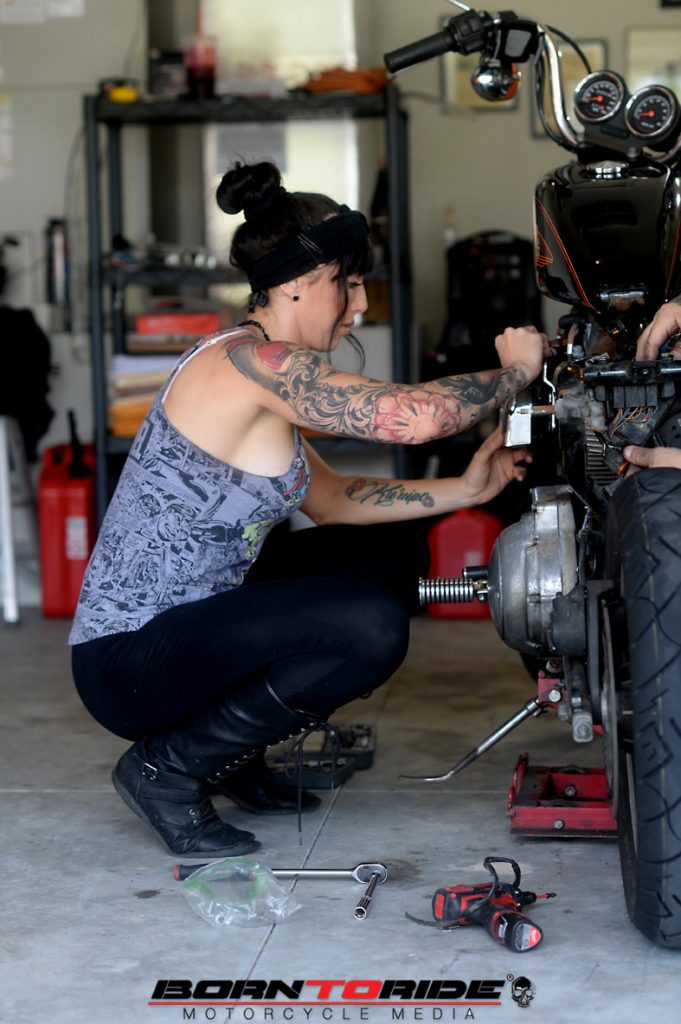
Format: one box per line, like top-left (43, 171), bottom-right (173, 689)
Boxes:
top-left (459, 426), bottom-right (531, 507)
top-left (636, 300), bottom-right (681, 360)
top-left (624, 444), bottom-right (681, 472)
top-left (495, 325), bottom-right (549, 386)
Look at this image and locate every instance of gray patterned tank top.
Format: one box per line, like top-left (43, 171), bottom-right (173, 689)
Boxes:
top-left (69, 331), bottom-right (310, 644)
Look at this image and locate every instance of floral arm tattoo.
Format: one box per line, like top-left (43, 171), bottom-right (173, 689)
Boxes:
top-left (223, 338), bottom-right (528, 444)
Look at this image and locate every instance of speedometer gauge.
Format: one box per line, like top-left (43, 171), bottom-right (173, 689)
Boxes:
top-left (574, 72), bottom-right (625, 124)
top-left (625, 86), bottom-right (680, 140)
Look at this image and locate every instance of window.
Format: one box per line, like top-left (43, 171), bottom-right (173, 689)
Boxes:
top-left (202, 0), bottom-right (360, 293)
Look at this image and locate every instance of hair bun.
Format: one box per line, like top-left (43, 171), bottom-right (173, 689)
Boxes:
top-left (216, 160), bottom-right (285, 217)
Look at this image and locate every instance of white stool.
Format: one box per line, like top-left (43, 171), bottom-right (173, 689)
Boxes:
top-left (0, 416), bottom-right (38, 625)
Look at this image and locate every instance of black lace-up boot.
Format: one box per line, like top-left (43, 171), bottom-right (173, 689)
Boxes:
top-left (112, 740), bottom-right (259, 857)
top-left (111, 676), bottom-right (320, 856)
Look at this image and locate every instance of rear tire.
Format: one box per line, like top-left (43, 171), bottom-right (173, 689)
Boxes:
top-left (606, 467), bottom-right (681, 948)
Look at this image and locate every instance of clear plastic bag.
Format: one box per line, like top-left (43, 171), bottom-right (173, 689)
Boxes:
top-left (182, 857), bottom-right (302, 928)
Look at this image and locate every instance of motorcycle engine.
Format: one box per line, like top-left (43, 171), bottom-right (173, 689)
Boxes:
top-left (486, 485), bottom-right (577, 656)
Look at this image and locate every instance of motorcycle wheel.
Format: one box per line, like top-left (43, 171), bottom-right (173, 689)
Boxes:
top-left (605, 467), bottom-right (681, 949)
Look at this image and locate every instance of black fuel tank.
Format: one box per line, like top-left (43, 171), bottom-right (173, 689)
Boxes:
top-left (534, 161), bottom-right (681, 320)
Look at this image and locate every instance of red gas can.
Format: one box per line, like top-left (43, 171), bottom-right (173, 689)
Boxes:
top-left (38, 441), bottom-right (96, 617)
top-left (425, 507), bottom-right (503, 619)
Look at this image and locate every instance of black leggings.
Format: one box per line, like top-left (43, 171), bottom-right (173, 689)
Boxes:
top-left (72, 521), bottom-right (430, 741)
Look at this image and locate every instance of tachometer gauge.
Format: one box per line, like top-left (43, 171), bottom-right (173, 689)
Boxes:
top-left (574, 72), bottom-right (625, 124)
top-left (625, 86), bottom-right (680, 140)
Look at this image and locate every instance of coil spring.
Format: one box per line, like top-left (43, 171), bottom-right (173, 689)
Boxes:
top-left (419, 577), bottom-right (476, 605)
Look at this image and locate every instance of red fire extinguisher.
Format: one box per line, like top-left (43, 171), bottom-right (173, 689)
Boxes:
top-left (38, 411), bottom-right (95, 617)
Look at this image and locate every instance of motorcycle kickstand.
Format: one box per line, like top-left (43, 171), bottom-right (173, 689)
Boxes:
top-left (400, 697), bottom-right (548, 782)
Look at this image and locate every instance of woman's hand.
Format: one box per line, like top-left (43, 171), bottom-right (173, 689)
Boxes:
top-left (458, 426), bottom-right (531, 507)
top-left (624, 444), bottom-right (681, 471)
top-left (495, 325), bottom-right (549, 386)
top-left (636, 300), bottom-right (681, 360)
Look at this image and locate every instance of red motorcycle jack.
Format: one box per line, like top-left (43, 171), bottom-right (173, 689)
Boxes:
top-left (507, 674), bottom-right (617, 838)
top-left (401, 667), bottom-right (617, 839)
top-left (507, 753), bottom-right (617, 839)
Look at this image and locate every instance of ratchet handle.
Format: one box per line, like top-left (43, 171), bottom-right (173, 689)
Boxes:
top-left (173, 861), bottom-right (389, 884)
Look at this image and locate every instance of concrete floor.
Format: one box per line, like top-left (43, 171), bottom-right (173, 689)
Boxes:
top-left (2, 608), bottom-right (679, 1024)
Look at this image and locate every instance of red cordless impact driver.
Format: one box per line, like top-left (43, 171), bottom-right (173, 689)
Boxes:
top-left (413, 857), bottom-right (555, 952)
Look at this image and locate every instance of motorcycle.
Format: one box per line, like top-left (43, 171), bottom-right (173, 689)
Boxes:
top-left (385, 2), bottom-right (681, 949)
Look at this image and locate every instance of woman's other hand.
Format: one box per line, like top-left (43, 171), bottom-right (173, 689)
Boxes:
top-left (459, 426), bottom-right (531, 507)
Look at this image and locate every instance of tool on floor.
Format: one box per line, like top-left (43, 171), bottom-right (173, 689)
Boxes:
top-left (353, 869), bottom-right (383, 920)
top-left (174, 861), bottom-right (388, 920)
top-left (400, 698), bottom-right (546, 781)
top-left (407, 857), bottom-right (554, 952)
top-left (174, 860), bottom-right (387, 883)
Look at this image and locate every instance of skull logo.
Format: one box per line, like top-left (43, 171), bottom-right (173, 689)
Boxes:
top-left (511, 976), bottom-right (535, 1008)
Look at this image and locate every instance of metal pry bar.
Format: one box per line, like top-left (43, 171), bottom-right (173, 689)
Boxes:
top-left (400, 698), bottom-right (547, 782)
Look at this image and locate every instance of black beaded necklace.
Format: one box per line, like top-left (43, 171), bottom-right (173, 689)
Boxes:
top-left (238, 319), bottom-right (271, 341)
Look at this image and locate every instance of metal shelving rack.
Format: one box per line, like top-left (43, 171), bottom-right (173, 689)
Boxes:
top-left (83, 85), bottom-right (412, 523)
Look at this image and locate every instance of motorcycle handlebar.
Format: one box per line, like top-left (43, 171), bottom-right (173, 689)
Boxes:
top-left (384, 8), bottom-right (580, 154)
top-left (384, 11), bottom-right (491, 74)
top-left (384, 28), bottom-right (458, 74)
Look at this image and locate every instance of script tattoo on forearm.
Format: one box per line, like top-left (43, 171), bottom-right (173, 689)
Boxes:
top-left (345, 478), bottom-right (435, 509)
top-left (222, 338), bottom-right (528, 443)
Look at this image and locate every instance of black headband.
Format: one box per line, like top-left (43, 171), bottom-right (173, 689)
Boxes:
top-left (247, 207), bottom-right (370, 292)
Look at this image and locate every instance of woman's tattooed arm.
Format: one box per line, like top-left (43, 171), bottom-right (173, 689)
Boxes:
top-left (222, 337), bottom-right (529, 444)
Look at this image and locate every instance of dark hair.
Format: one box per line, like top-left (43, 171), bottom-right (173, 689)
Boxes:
top-left (216, 160), bottom-right (372, 363)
